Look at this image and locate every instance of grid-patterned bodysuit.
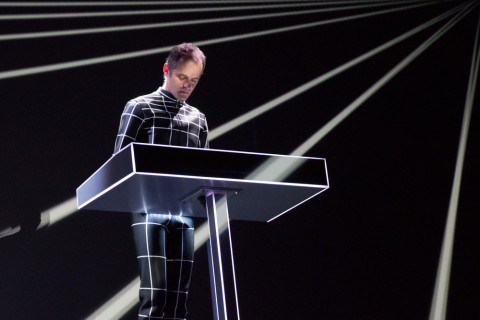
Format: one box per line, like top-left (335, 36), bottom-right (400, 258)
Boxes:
top-left (114, 88), bottom-right (209, 320)
top-left (114, 88), bottom-right (209, 152)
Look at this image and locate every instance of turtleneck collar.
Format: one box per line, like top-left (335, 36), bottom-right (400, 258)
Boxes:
top-left (158, 87), bottom-right (185, 107)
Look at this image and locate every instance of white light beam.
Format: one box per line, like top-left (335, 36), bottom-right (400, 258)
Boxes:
top-left (0, 1), bottom-right (439, 81)
top-left (208, 0), bottom-right (466, 141)
top-left (85, 278), bottom-right (140, 320)
top-left (428, 6), bottom-right (480, 320)
top-left (242, 0), bottom-right (475, 216)
top-left (289, 1), bottom-right (475, 157)
top-left (0, 0), bottom-right (424, 7)
top-left (0, 1), bottom-right (414, 41)
top-left (37, 196), bottom-right (78, 229)
top-left (0, 1), bottom-right (395, 20)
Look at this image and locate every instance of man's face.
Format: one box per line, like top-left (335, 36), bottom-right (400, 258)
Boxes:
top-left (163, 59), bottom-right (203, 101)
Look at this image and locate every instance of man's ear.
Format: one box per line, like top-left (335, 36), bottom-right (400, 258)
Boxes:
top-left (163, 63), bottom-right (169, 76)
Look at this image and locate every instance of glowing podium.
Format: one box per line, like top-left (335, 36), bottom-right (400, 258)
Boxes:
top-left (77, 143), bottom-right (329, 320)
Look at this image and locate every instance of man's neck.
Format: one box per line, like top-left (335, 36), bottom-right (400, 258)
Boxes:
top-left (160, 87), bottom-right (178, 101)
top-left (160, 87), bottom-right (184, 105)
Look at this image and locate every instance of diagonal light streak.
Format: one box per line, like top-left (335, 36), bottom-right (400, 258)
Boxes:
top-left (85, 278), bottom-right (140, 320)
top-left (244, 0), bottom-right (475, 203)
top-left (0, 1), bottom-right (408, 20)
top-left (0, 0), bottom-right (421, 7)
top-left (0, 1), bottom-right (439, 80)
top-left (36, 0), bottom-right (447, 230)
top-left (208, 0), bottom-right (466, 141)
top-left (0, 1), bottom-right (326, 6)
top-left (428, 6), bottom-right (480, 320)
top-left (288, 1), bottom-right (475, 157)
top-left (0, 1), bottom-right (416, 41)
top-left (37, 197), bottom-right (78, 229)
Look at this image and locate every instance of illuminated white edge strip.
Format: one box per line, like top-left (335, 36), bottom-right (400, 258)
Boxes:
top-left (267, 188), bottom-right (329, 223)
top-left (77, 172), bottom-right (136, 210)
top-left (0, 1), bottom-right (436, 80)
top-left (76, 146), bottom-right (129, 195)
top-left (208, 192), bottom-right (229, 318)
top-left (324, 154), bottom-right (331, 188)
top-left (134, 171), bottom-right (328, 189)
top-left (131, 143), bottom-right (137, 172)
top-left (132, 143), bottom-right (329, 190)
top-left (76, 145), bottom-right (136, 210)
top-left (428, 4), bottom-right (480, 320)
top-left (0, 1), bottom-right (413, 41)
top-left (132, 141), bottom-right (326, 160)
top-left (227, 203), bottom-right (241, 320)
top-left (208, 246), bottom-right (220, 320)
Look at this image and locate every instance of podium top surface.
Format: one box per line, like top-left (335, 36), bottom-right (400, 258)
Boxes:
top-left (77, 143), bottom-right (329, 222)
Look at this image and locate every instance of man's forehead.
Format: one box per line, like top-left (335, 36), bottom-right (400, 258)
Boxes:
top-left (178, 57), bottom-right (202, 67)
top-left (174, 60), bottom-right (203, 76)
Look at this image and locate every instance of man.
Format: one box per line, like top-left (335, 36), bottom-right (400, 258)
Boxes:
top-left (114, 43), bottom-right (208, 319)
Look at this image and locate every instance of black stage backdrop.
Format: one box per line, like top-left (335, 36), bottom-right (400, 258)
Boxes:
top-left (0, 1), bottom-right (479, 319)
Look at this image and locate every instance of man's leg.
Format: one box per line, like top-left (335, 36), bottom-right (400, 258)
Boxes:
top-left (163, 215), bottom-right (195, 320)
top-left (132, 213), bottom-right (170, 319)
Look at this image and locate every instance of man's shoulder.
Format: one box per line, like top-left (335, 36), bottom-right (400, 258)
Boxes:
top-left (183, 102), bottom-right (206, 118)
top-left (127, 90), bottom-right (162, 106)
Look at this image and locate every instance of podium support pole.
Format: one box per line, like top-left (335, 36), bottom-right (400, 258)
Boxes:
top-left (205, 189), bottom-right (241, 320)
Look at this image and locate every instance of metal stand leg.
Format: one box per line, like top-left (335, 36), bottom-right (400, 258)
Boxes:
top-left (205, 189), bottom-right (240, 320)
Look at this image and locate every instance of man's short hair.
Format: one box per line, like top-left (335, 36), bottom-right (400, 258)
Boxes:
top-left (166, 43), bottom-right (206, 72)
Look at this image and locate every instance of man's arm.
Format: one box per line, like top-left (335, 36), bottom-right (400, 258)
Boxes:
top-left (113, 100), bottom-right (145, 153)
top-left (200, 115), bottom-right (209, 149)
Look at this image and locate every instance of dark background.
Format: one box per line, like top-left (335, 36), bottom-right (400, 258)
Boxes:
top-left (0, 1), bottom-right (479, 319)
